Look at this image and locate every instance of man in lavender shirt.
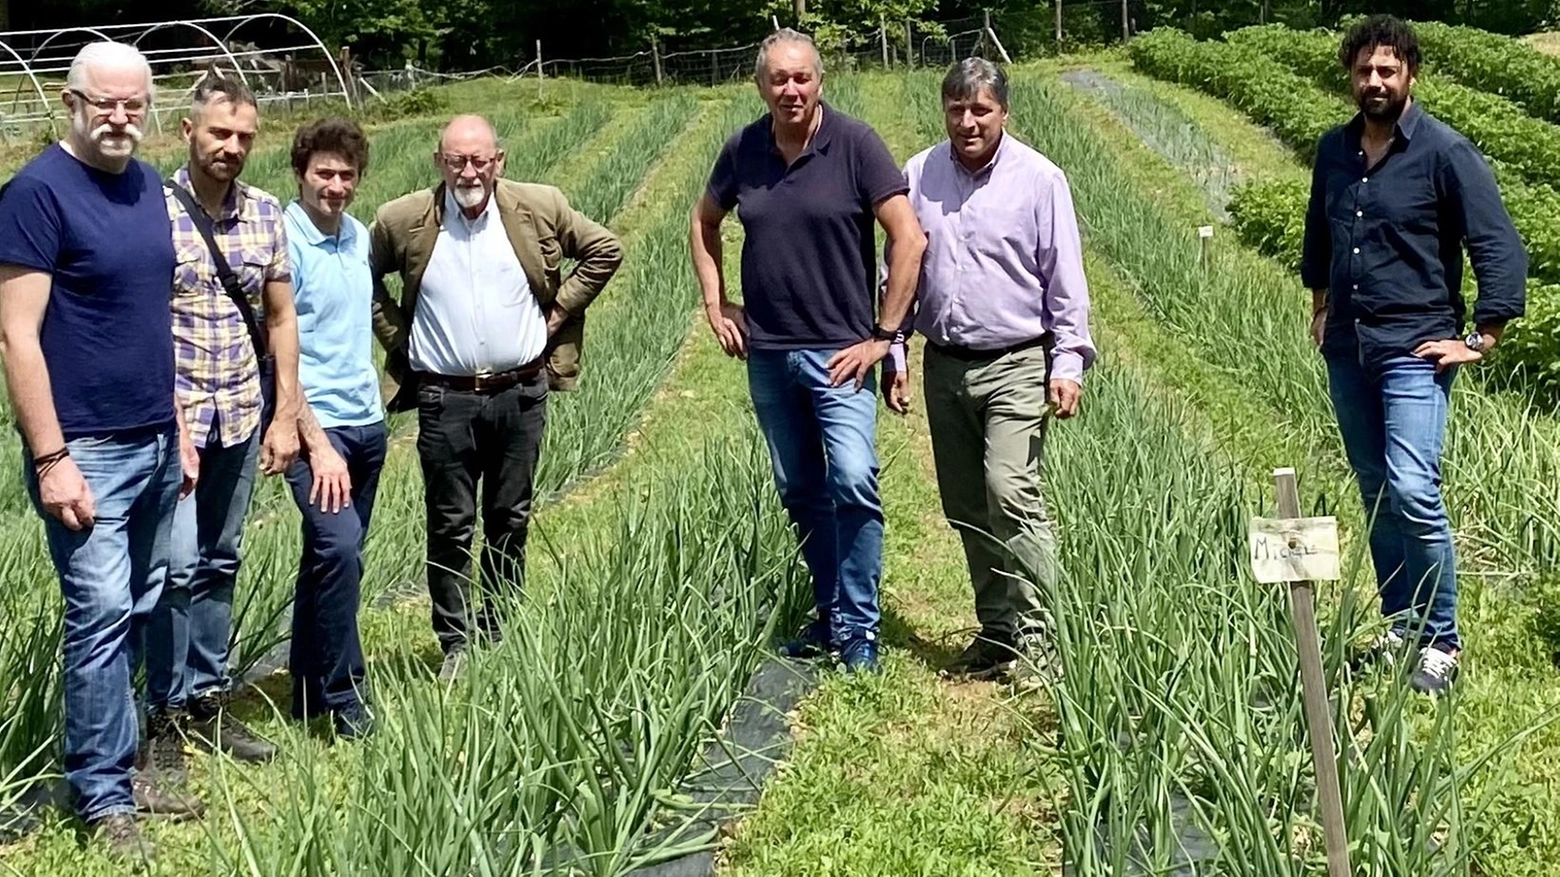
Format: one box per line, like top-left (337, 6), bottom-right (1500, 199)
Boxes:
top-left (884, 58), bottom-right (1095, 683)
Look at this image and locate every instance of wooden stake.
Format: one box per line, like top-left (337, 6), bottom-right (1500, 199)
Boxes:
top-left (1121, 0), bottom-right (1130, 40)
top-left (1054, 0), bottom-right (1062, 46)
top-left (535, 39), bottom-right (544, 99)
top-left (880, 16), bottom-right (889, 68)
top-left (905, 19), bottom-right (914, 69)
top-left (652, 37), bottom-right (663, 86)
top-left (1273, 468), bottom-right (1351, 877)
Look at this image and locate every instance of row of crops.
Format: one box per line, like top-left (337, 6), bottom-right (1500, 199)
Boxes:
top-left (1, 86), bottom-right (819, 873)
top-left (918, 43), bottom-right (1560, 870)
top-left (1127, 24), bottom-right (1560, 400)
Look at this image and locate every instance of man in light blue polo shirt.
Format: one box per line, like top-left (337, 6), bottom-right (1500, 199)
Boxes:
top-left (282, 117), bottom-right (385, 739)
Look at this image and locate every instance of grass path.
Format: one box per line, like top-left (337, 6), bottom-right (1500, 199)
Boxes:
top-left (713, 71), bottom-right (1064, 877)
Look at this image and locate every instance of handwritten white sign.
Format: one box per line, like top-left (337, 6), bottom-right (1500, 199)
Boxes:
top-left (1249, 516), bottom-right (1341, 584)
top-left (1198, 225), bottom-right (1215, 239)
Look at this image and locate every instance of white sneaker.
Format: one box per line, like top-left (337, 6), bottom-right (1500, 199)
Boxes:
top-left (1411, 647), bottom-right (1459, 695)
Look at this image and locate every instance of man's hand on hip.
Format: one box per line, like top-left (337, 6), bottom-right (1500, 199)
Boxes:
top-left (1413, 338), bottom-right (1482, 373)
top-left (828, 338), bottom-right (892, 390)
top-left (40, 457), bottom-right (95, 531)
top-left (260, 421), bottom-right (301, 476)
top-left (1048, 378), bottom-right (1083, 419)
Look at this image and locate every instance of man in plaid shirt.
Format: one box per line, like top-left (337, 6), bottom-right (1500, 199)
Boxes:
top-left (142, 77), bottom-right (303, 783)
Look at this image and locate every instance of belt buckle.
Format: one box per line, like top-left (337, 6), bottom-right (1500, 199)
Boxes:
top-left (471, 372), bottom-right (494, 392)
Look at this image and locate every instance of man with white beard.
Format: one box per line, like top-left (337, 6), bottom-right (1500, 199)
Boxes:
top-left (369, 115), bottom-right (622, 679)
top-left (0, 42), bottom-right (200, 861)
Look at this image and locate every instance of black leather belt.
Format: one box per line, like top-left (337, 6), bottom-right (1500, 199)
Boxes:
top-left (415, 359), bottom-right (544, 393)
top-left (925, 332), bottom-right (1052, 363)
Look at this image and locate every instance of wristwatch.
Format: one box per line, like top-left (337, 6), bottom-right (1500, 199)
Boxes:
top-left (1464, 331), bottom-right (1487, 353)
top-left (870, 323), bottom-right (897, 342)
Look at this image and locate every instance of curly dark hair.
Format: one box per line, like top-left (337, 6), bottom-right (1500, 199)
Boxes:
top-left (290, 117), bottom-right (370, 177)
top-left (1338, 14), bottom-right (1420, 75)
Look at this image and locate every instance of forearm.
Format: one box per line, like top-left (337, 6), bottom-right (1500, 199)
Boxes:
top-left (295, 402), bottom-right (332, 456)
top-left (1312, 289), bottom-right (1328, 316)
top-left (691, 219), bottom-right (726, 309)
top-left (1, 339), bottom-right (63, 456)
top-left (266, 311), bottom-right (302, 423)
top-left (879, 234), bottom-right (924, 331)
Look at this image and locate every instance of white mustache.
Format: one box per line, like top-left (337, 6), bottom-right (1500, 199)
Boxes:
top-left (92, 122), bottom-right (141, 142)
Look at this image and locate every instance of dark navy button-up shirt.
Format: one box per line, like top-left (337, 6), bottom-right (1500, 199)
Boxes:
top-left (1301, 101), bottom-right (1527, 368)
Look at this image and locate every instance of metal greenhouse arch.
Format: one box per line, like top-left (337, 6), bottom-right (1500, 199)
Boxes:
top-left (0, 13), bottom-right (351, 142)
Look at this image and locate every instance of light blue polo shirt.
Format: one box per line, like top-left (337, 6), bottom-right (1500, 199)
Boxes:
top-left (285, 200), bottom-right (384, 428)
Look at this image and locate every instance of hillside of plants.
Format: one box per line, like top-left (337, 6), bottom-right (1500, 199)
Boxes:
top-left (8, 17), bottom-right (1560, 877)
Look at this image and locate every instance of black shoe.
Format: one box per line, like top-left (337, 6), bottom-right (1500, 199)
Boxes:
top-left (139, 709), bottom-right (190, 786)
top-left (90, 812), bottom-right (154, 863)
top-left (131, 770), bottom-right (205, 820)
top-left (940, 632), bottom-right (1018, 680)
top-left (331, 702), bottom-right (376, 741)
top-left (778, 619), bottom-right (834, 659)
top-left (189, 693), bottom-right (277, 763)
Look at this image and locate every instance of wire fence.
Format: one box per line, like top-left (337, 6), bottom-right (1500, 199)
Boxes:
top-left (353, 13), bottom-right (1018, 97)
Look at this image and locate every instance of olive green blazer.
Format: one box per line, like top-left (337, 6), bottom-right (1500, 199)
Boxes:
top-left (369, 179), bottom-right (624, 410)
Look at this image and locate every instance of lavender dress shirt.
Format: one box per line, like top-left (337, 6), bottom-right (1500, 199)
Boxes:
top-left (887, 133), bottom-right (1095, 382)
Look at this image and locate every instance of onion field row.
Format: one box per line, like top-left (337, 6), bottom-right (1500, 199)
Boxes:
top-left (0, 82), bottom-right (816, 876)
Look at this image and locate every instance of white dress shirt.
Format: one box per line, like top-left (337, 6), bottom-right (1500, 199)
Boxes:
top-left (409, 191), bottom-right (548, 376)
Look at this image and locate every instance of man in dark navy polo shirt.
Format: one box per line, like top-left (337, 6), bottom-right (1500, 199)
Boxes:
top-left (1302, 15), bottom-right (1527, 695)
top-left (0, 42), bottom-right (203, 860)
top-left (690, 27), bottom-right (928, 673)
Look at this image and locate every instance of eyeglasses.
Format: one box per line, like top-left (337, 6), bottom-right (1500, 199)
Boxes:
top-left (439, 152), bottom-right (500, 172)
top-left (68, 89), bottom-right (148, 117)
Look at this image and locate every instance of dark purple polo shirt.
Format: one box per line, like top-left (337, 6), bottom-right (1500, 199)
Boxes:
top-left (707, 102), bottom-right (908, 350)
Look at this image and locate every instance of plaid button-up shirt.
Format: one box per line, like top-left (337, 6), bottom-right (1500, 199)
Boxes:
top-left (167, 166), bottom-right (291, 448)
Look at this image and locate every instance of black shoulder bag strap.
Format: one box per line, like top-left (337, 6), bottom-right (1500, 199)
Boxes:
top-left (165, 180), bottom-right (269, 360)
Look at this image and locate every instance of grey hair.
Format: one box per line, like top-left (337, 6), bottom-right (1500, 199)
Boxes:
top-left (66, 41), bottom-right (155, 103)
top-left (191, 75), bottom-right (257, 117)
top-left (755, 28), bottom-right (824, 81)
top-left (941, 57), bottom-right (1008, 109)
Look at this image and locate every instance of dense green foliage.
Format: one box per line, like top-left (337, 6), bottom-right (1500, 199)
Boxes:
top-left (15, 0), bottom-right (1560, 71)
top-left (1414, 20), bottom-right (1560, 125)
top-left (1226, 24), bottom-right (1560, 190)
top-left (1133, 25), bottom-right (1560, 400)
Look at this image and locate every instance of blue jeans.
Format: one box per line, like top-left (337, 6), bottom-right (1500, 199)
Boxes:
top-left (146, 427), bottom-right (260, 710)
top-left (1326, 352), bottom-right (1460, 651)
top-left (22, 427), bottom-right (181, 822)
top-left (283, 422), bottom-right (387, 718)
top-left (747, 349), bottom-right (884, 645)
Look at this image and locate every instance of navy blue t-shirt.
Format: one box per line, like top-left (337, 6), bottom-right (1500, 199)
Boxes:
top-left (707, 103), bottom-right (908, 350)
top-left (0, 144), bottom-right (176, 438)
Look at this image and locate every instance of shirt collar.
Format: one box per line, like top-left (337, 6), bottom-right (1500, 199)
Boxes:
top-left (767, 101), bottom-right (835, 160)
top-left (173, 164), bottom-right (252, 223)
top-left (285, 199), bottom-right (355, 247)
top-left (947, 130), bottom-right (1009, 177)
top-left (1345, 98), bottom-right (1424, 145)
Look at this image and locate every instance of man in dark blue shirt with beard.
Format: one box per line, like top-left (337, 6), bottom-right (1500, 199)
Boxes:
top-left (1302, 15), bottom-right (1527, 695)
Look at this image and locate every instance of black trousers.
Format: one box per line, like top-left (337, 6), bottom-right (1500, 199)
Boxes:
top-left (415, 374), bottom-right (547, 654)
top-left (284, 422), bottom-right (388, 718)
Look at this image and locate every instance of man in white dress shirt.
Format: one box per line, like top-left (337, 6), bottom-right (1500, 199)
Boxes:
top-left (370, 115), bottom-right (623, 678)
